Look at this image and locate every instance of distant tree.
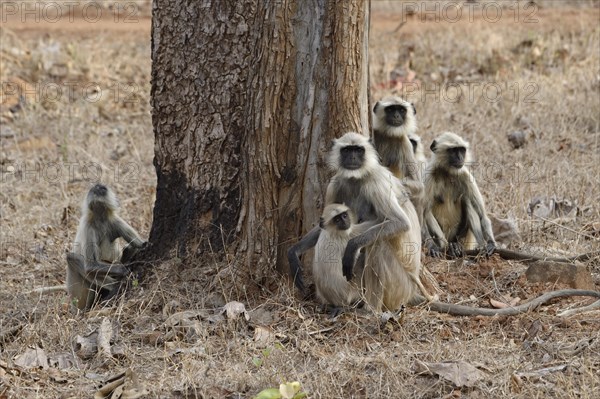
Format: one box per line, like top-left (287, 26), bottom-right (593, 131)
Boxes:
top-left (150, 1), bottom-right (370, 279)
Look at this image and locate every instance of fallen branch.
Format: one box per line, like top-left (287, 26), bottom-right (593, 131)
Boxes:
top-left (27, 285), bottom-right (67, 294)
top-left (413, 289), bottom-right (600, 316)
top-left (465, 248), bottom-right (600, 264)
top-left (557, 300), bottom-right (600, 317)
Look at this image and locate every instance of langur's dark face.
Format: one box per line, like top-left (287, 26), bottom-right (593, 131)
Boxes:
top-left (384, 104), bottom-right (408, 127)
top-left (447, 147), bottom-right (466, 169)
top-left (340, 145), bottom-right (365, 170)
top-left (332, 211), bottom-right (351, 231)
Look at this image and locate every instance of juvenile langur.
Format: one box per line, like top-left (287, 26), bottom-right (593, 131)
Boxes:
top-left (423, 132), bottom-right (496, 258)
top-left (67, 184), bottom-right (147, 310)
top-left (372, 97), bottom-right (423, 202)
top-left (326, 132), bottom-right (435, 311)
top-left (288, 204), bottom-right (374, 314)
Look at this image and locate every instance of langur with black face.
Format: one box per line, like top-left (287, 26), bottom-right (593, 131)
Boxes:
top-left (423, 132), bottom-right (496, 258)
top-left (289, 134), bottom-right (597, 317)
top-left (67, 184), bottom-right (147, 310)
top-left (327, 132), bottom-right (435, 311)
top-left (288, 204), bottom-right (375, 315)
top-left (372, 97), bottom-right (423, 205)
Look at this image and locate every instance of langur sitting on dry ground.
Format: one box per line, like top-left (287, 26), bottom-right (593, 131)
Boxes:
top-left (288, 203), bottom-right (375, 316)
top-left (66, 184), bottom-right (147, 310)
top-left (423, 132), bottom-right (496, 258)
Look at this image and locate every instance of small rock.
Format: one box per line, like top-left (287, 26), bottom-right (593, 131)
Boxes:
top-left (525, 261), bottom-right (594, 290)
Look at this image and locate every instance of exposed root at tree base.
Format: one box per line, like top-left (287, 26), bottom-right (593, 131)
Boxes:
top-left (412, 289), bottom-right (600, 316)
top-left (465, 248), bottom-right (600, 264)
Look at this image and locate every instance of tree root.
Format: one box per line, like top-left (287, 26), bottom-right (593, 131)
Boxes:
top-left (465, 248), bottom-right (600, 264)
top-left (412, 289), bottom-right (600, 316)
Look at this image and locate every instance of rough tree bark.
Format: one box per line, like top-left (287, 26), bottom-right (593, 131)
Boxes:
top-left (150, 0), bottom-right (370, 276)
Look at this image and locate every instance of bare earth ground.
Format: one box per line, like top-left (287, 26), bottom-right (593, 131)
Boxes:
top-left (1, 1), bottom-right (599, 398)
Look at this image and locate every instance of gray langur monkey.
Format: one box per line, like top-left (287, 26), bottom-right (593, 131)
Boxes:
top-left (423, 132), bottom-right (496, 258)
top-left (67, 184), bottom-right (147, 310)
top-left (288, 204), bottom-right (375, 315)
top-left (327, 132), bottom-right (435, 311)
top-left (372, 96), bottom-right (424, 204)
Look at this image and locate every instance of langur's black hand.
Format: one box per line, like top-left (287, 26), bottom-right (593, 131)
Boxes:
top-left (426, 240), bottom-right (443, 258)
top-left (448, 242), bottom-right (463, 258)
top-left (485, 241), bottom-right (496, 257)
top-left (342, 243), bottom-right (358, 281)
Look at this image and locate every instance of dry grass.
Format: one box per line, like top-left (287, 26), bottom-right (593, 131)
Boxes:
top-left (1, 2), bottom-right (599, 398)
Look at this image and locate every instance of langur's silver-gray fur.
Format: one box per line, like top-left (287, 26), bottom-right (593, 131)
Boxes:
top-left (372, 96), bottom-right (424, 234)
top-left (372, 96), bottom-right (423, 190)
top-left (409, 132), bottom-right (428, 239)
top-left (423, 132), bottom-right (496, 257)
top-left (409, 133), bottom-right (426, 166)
top-left (313, 204), bottom-right (374, 308)
top-left (326, 132), bottom-right (434, 311)
top-left (67, 184), bottom-right (147, 310)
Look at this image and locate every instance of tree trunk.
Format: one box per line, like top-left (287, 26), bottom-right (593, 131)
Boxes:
top-left (150, 0), bottom-right (370, 277)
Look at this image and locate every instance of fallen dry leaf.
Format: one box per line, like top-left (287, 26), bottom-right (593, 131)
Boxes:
top-left (222, 301), bottom-right (249, 321)
top-left (94, 369), bottom-right (149, 399)
top-left (75, 331), bottom-right (99, 360)
top-left (164, 310), bottom-right (209, 327)
top-left (414, 359), bottom-right (486, 387)
top-left (253, 326), bottom-right (275, 347)
top-left (490, 299), bottom-right (509, 309)
top-left (48, 352), bottom-right (79, 369)
top-left (163, 310), bottom-right (208, 342)
top-left (13, 347), bottom-right (49, 370)
top-left (489, 296), bottom-right (521, 309)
